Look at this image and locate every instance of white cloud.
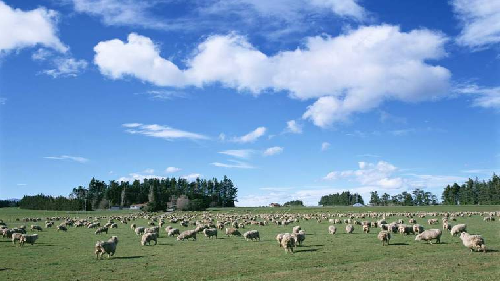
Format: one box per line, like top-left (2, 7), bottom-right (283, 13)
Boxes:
top-left (0, 97), bottom-right (6, 105)
top-left (142, 168), bottom-right (155, 174)
top-left (323, 171), bottom-right (338, 180)
top-left (454, 84), bottom-right (500, 108)
top-left (461, 168), bottom-right (500, 174)
top-left (32, 48), bottom-right (52, 61)
top-left (0, 1), bottom-right (67, 53)
top-left (219, 149), bottom-right (254, 159)
top-left (136, 90), bottom-right (187, 101)
top-left (122, 123), bottom-right (209, 141)
top-left (310, 0), bottom-right (366, 21)
top-left (263, 146), bottom-right (284, 156)
top-left (232, 127), bottom-right (266, 143)
top-left (451, 0), bottom-right (500, 49)
top-left (41, 57), bottom-right (88, 78)
top-left (321, 142), bottom-right (331, 151)
top-left (211, 160), bottom-right (255, 169)
top-left (285, 120), bottom-right (302, 134)
top-left (181, 173), bottom-right (202, 181)
top-left (165, 167), bottom-right (181, 173)
top-left (17, 183), bottom-right (27, 186)
top-left (118, 172), bottom-right (165, 183)
top-left (44, 155), bottom-right (89, 163)
top-left (95, 26), bottom-right (449, 127)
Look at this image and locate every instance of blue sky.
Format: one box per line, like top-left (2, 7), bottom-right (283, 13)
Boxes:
top-left (0, 0), bottom-right (499, 206)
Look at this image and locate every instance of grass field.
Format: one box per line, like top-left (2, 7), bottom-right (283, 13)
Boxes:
top-left (1, 206), bottom-right (500, 281)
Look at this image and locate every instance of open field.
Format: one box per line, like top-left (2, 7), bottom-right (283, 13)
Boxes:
top-left (1, 206), bottom-right (500, 281)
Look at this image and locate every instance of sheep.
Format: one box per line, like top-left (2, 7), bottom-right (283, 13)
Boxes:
top-left (19, 234), bottom-right (38, 246)
top-left (95, 236), bottom-right (118, 259)
top-left (363, 224), bottom-right (370, 234)
top-left (460, 232), bottom-right (486, 253)
top-left (377, 231), bottom-right (391, 246)
top-left (225, 227), bottom-right (241, 237)
top-left (145, 226), bottom-right (160, 237)
top-left (292, 226), bottom-right (301, 234)
top-left (415, 229), bottom-right (442, 244)
top-left (442, 221), bottom-right (451, 231)
top-left (276, 233), bottom-right (285, 246)
top-left (110, 223), bottom-right (118, 229)
top-left (292, 231), bottom-right (305, 246)
top-left (243, 230), bottom-right (260, 241)
top-left (328, 225), bottom-right (337, 235)
top-left (12, 233), bottom-right (23, 245)
top-left (409, 218), bottom-right (417, 224)
top-left (31, 225), bottom-right (42, 232)
top-left (130, 223), bottom-right (137, 229)
top-left (141, 233), bottom-right (158, 246)
top-left (398, 225), bottom-right (414, 235)
top-left (168, 228), bottom-right (180, 237)
top-left (345, 224), bottom-right (354, 234)
top-left (95, 227), bottom-right (108, 235)
top-left (57, 225), bottom-right (67, 232)
top-left (203, 228), bottom-right (218, 239)
top-left (413, 224), bottom-right (424, 234)
top-left (450, 224), bottom-right (467, 236)
top-left (280, 233), bottom-right (295, 253)
top-left (135, 227), bottom-right (145, 235)
top-left (428, 219), bottom-right (438, 225)
top-left (177, 230), bottom-right (197, 241)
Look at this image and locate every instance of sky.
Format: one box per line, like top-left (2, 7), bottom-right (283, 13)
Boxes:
top-left (0, 0), bottom-right (499, 206)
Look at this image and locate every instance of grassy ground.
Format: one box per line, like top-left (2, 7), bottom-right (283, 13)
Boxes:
top-left (1, 206), bottom-right (499, 281)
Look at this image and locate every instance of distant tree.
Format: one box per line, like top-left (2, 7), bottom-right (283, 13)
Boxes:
top-left (369, 191), bottom-right (380, 206)
top-left (284, 200), bottom-right (304, 206)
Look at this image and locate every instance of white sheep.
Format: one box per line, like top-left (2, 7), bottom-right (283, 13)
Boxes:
top-left (377, 231), bottom-right (391, 246)
top-left (280, 233), bottom-right (295, 253)
top-left (135, 227), bottom-right (145, 235)
top-left (345, 224), bottom-right (354, 234)
top-left (328, 225), bottom-right (337, 235)
top-left (141, 233), bottom-right (158, 246)
top-left (225, 227), bottom-right (241, 237)
top-left (95, 236), bottom-right (118, 259)
top-left (203, 228), bottom-right (218, 239)
top-left (460, 232), bottom-right (486, 253)
top-left (243, 230), bottom-right (260, 241)
top-left (450, 224), bottom-right (467, 236)
top-left (177, 230), bottom-right (197, 241)
top-left (415, 229), bottom-right (442, 244)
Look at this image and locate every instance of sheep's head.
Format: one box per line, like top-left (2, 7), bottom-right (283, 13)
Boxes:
top-left (111, 236), bottom-right (118, 244)
top-left (415, 234), bottom-right (422, 241)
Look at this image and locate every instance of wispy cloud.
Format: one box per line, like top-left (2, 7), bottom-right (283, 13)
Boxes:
top-left (44, 155), bottom-right (89, 163)
top-left (41, 57), bottom-right (88, 78)
top-left (232, 127), bottom-right (266, 143)
top-left (0, 97), bottom-right (6, 105)
top-left (321, 142), bottom-right (330, 151)
top-left (165, 167), bottom-right (181, 173)
top-left (263, 146), bottom-right (284, 156)
top-left (122, 123), bottom-right (209, 141)
top-left (211, 160), bottom-right (255, 169)
top-left (219, 149), bottom-right (254, 159)
top-left (17, 183), bottom-right (27, 186)
top-left (284, 120), bottom-right (302, 134)
top-left (454, 83), bottom-right (500, 108)
top-left (181, 173), bottom-right (202, 181)
top-left (461, 168), bottom-right (499, 174)
top-left (389, 129), bottom-right (416, 136)
top-left (135, 89), bottom-right (187, 101)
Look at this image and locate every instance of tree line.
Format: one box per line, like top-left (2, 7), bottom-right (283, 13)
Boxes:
top-left (442, 174), bottom-right (500, 205)
top-left (319, 191), bottom-right (365, 206)
top-left (283, 200), bottom-right (304, 206)
top-left (0, 200), bottom-right (19, 208)
top-left (369, 189), bottom-right (439, 206)
top-left (19, 176), bottom-right (238, 211)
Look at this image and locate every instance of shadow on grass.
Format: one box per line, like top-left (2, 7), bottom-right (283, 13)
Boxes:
top-left (389, 243), bottom-right (409, 246)
top-left (295, 248), bottom-right (318, 253)
top-left (0, 268), bottom-right (12, 271)
top-left (303, 244), bottom-right (324, 247)
top-left (486, 249), bottom-right (498, 253)
top-left (113, 256), bottom-right (144, 260)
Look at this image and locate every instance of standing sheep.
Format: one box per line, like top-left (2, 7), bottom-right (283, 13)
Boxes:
top-left (377, 231), bottom-right (391, 246)
top-left (12, 233), bottom-right (23, 245)
top-left (280, 233), bottom-right (296, 253)
top-left (95, 227), bottom-right (108, 235)
top-left (19, 234), bottom-right (38, 246)
top-left (292, 231), bottom-right (305, 246)
top-left (168, 228), bottom-right (180, 237)
top-left (292, 226), bottom-right (301, 234)
top-left (177, 230), bottom-right (197, 241)
top-left (95, 236), bottom-right (119, 259)
top-left (345, 224), bottom-right (354, 234)
top-left (415, 229), bottom-right (442, 244)
top-left (460, 232), bottom-right (486, 253)
top-left (203, 228), bottom-right (218, 239)
top-left (243, 230), bottom-right (260, 241)
top-left (225, 227), bottom-right (241, 237)
top-left (450, 224), bottom-right (467, 236)
top-left (135, 227), bottom-right (145, 235)
top-left (141, 233), bottom-right (158, 246)
top-left (30, 225), bottom-right (42, 232)
top-left (328, 225), bottom-right (337, 235)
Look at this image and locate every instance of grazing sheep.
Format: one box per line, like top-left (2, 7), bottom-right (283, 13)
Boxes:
top-left (409, 219), bottom-right (417, 224)
top-left (280, 233), bottom-right (295, 253)
top-left (460, 232), bottom-right (486, 253)
top-left (95, 236), bottom-right (119, 259)
top-left (415, 229), bottom-right (442, 244)
top-left (328, 225), bottom-right (337, 235)
top-left (225, 227), bottom-right (241, 237)
top-left (292, 226), bottom-right (301, 234)
top-left (177, 230), bottom-right (197, 241)
top-left (377, 231), bottom-right (391, 246)
top-left (57, 225), bottom-right (67, 232)
top-left (345, 224), bottom-right (354, 234)
top-left (31, 225), bottom-right (42, 232)
top-left (413, 224), bottom-right (424, 234)
top-left (12, 233), bottom-right (23, 245)
top-left (398, 225), bottom-right (414, 235)
top-left (131, 223), bottom-right (137, 230)
top-left (95, 227), bottom-right (108, 235)
top-left (135, 227), bottom-right (145, 235)
top-left (168, 228), bottom-right (180, 237)
top-left (292, 231), bottom-right (305, 246)
top-left (203, 228), bottom-right (218, 239)
top-left (428, 219), bottom-right (438, 225)
top-left (141, 233), bottom-right (158, 246)
top-left (243, 230), bottom-right (260, 241)
top-left (145, 226), bottom-right (160, 237)
top-left (19, 234), bottom-right (38, 246)
top-left (110, 223), bottom-right (118, 229)
top-left (276, 233), bottom-right (285, 246)
top-left (450, 224), bottom-right (467, 236)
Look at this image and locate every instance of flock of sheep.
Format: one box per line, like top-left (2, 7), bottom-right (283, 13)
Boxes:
top-left (1, 210), bottom-right (496, 259)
